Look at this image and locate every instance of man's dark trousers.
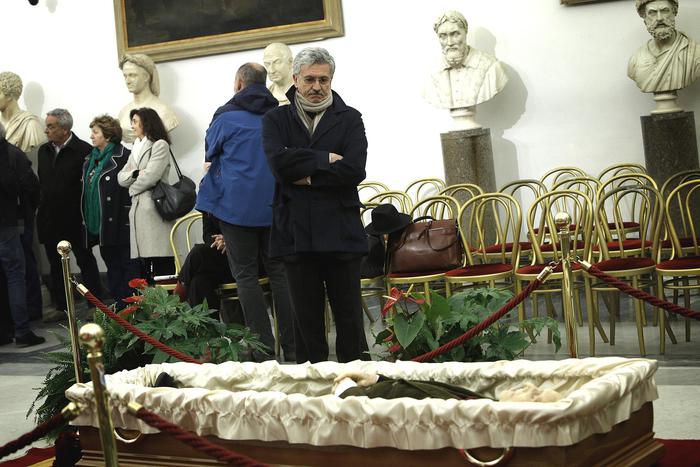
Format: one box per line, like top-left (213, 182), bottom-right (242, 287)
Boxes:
top-left (283, 254), bottom-right (368, 363)
top-left (219, 221), bottom-right (295, 359)
top-left (0, 226), bottom-right (30, 337)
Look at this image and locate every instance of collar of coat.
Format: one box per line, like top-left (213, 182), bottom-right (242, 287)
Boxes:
top-left (285, 87), bottom-right (351, 143)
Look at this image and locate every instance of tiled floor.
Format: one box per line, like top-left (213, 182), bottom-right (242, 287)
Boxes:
top-left (1, 293), bottom-right (699, 461)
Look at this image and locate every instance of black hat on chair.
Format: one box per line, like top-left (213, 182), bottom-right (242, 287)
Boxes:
top-left (365, 204), bottom-right (412, 235)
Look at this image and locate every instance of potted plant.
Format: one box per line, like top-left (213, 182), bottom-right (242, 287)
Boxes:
top-left (374, 287), bottom-right (561, 362)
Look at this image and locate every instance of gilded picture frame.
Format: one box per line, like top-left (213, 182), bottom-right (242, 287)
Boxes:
top-left (561, 0), bottom-right (622, 4)
top-left (113, 0), bottom-right (344, 63)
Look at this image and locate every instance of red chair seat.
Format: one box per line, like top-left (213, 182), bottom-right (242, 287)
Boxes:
top-left (660, 237), bottom-right (698, 249)
top-left (516, 263), bottom-right (582, 275)
top-left (593, 239), bottom-right (652, 251)
top-left (656, 256), bottom-right (700, 271)
top-left (477, 242), bottom-right (532, 254)
top-left (387, 269), bottom-right (447, 278)
top-left (607, 221), bottom-right (640, 229)
top-left (445, 263), bottom-right (513, 277)
top-left (540, 240), bottom-right (585, 252)
top-left (593, 257), bottom-right (655, 271)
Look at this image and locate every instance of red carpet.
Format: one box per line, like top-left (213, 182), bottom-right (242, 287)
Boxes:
top-left (0, 439), bottom-right (698, 466)
top-left (0, 447), bottom-right (54, 466)
top-left (657, 439), bottom-right (700, 467)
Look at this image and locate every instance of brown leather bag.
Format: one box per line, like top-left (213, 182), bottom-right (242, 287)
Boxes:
top-left (388, 217), bottom-right (463, 274)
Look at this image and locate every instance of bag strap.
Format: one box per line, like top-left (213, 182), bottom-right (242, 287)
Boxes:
top-left (167, 148), bottom-right (184, 180)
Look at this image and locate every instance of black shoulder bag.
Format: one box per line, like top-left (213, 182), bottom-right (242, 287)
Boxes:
top-left (151, 149), bottom-right (196, 221)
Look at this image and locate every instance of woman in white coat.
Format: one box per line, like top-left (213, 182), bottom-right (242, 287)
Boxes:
top-left (117, 107), bottom-right (175, 281)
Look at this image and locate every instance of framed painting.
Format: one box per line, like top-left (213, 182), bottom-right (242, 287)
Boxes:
top-left (113, 0), bottom-right (344, 62)
top-left (561, 0), bottom-right (623, 4)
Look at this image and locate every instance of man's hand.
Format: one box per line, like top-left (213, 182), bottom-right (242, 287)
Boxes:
top-left (329, 153), bottom-right (343, 164)
top-left (210, 234), bottom-right (226, 254)
top-left (293, 176), bottom-right (311, 186)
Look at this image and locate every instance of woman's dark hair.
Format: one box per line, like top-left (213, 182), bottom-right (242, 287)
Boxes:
top-left (129, 107), bottom-right (171, 144)
top-left (89, 114), bottom-right (122, 144)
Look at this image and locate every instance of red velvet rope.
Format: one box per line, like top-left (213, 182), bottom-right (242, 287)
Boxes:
top-left (0, 411), bottom-right (67, 460)
top-left (133, 406), bottom-right (267, 466)
top-left (412, 279), bottom-right (543, 363)
top-left (83, 290), bottom-right (202, 364)
top-left (583, 264), bottom-right (700, 321)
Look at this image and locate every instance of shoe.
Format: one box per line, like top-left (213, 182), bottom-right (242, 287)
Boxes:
top-left (43, 308), bottom-right (66, 323)
top-left (15, 331), bottom-right (46, 348)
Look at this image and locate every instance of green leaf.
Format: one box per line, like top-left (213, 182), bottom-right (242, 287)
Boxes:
top-left (394, 312), bottom-right (425, 348)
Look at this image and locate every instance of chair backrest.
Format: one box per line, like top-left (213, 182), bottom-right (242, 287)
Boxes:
top-left (597, 163), bottom-right (647, 183)
top-left (404, 178), bottom-right (446, 205)
top-left (595, 185), bottom-right (663, 260)
top-left (169, 211), bottom-right (204, 274)
top-left (539, 166), bottom-right (587, 189)
top-left (358, 181), bottom-right (390, 203)
top-left (552, 176), bottom-right (602, 222)
top-left (458, 193), bottom-right (522, 267)
top-left (439, 183), bottom-right (484, 207)
top-left (596, 173), bottom-right (657, 240)
top-left (409, 195), bottom-right (460, 221)
top-left (525, 190), bottom-right (594, 264)
top-left (365, 190), bottom-right (413, 213)
top-left (500, 179), bottom-right (548, 243)
top-left (664, 179), bottom-right (700, 258)
top-left (659, 170), bottom-right (700, 248)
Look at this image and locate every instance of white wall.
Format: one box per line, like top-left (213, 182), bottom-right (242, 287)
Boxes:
top-left (5, 0), bottom-right (700, 192)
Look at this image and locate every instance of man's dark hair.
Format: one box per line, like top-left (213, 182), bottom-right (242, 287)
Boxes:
top-left (236, 63), bottom-right (267, 87)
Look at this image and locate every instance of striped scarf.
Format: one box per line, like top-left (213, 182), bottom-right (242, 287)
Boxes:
top-left (294, 91), bottom-right (333, 135)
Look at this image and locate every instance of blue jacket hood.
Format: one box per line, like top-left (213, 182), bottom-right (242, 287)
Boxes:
top-left (212, 84), bottom-right (278, 122)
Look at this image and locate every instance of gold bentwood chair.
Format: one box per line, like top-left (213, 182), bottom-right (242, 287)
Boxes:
top-left (597, 163), bottom-right (647, 184)
top-left (539, 166), bottom-right (587, 190)
top-left (499, 179), bottom-right (549, 263)
top-left (159, 211), bottom-right (205, 292)
top-left (365, 191), bottom-right (413, 214)
top-left (514, 190), bottom-right (608, 354)
top-left (586, 185), bottom-right (667, 357)
top-left (659, 170), bottom-right (700, 257)
top-left (444, 193), bottom-right (521, 296)
top-left (358, 181), bottom-right (391, 205)
top-left (439, 183), bottom-right (484, 207)
top-left (385, 196), bottom-right (460, 301)
top-left (656, 179), bottom-right (700, 352)
top-left (404, 178), bottom-right (446, 205)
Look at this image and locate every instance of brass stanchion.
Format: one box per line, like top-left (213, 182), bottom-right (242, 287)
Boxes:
top-left (79, 323), bottom-right (120, 466)
top-left (555, 212), bottom-right (579, 358)
top-left (58, 241), bottom-right (82, 383)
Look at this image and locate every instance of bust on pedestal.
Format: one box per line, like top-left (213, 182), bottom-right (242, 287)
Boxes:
top-left (263, 43), bottom-right (293, 106)
top-left (117, 54), bottom-right (179, 144)
top-left (0, 71), bottom-right (45, 153)
top-left (423, 11), bottom-right (507, 191)
top-left (627, 0), bottom-right (700, 189)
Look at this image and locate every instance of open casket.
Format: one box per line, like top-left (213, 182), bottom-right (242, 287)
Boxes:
top-left (66, 357), bottom-right (664, 466)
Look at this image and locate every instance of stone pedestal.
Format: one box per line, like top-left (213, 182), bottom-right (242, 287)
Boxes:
top-left (440, 128), bottom-right (497, 192)
top-left (641, 111), bottom-right (699, 188)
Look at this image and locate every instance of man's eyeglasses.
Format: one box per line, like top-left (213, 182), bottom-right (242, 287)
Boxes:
top-left (302, 76), bottom-right (331, 85)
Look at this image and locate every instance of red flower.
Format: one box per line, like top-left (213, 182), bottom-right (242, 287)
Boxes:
top-left (388, 343), bottom-right (402, 353)
top-left (128, 278), bottom-right (149, 290)
top-left (123, 295), bottom-right (144, 303)
top-left (118, 305), bottom-right (139, 318)
top-left (381, 287), bottom-right (404, 316)
top-left (383, 332), bottom-right (395, 343)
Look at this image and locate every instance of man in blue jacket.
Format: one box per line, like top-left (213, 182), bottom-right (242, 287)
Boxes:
top-left (196, 63), bottom-right (295, 362)
top-left (262, 48), bottom-right (369, 364)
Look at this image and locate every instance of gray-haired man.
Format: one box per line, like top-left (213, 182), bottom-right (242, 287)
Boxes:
top-left (263, 47), bottom-right (369, 364)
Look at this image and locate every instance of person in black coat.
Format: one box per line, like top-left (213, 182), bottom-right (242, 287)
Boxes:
top-left (83, 115), bottom-right (140, 307)
top-left (38, 109), bottom-right (104, 316)
top-left (262, 47), bottom-right (369, 364)
top-left (0, 123), bottom-right (45, 347)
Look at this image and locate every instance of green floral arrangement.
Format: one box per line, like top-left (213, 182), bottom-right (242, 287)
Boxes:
top-left (374, 287), bottom-right (561, 362)
top-left (29, 279), bottom-right (266, 435)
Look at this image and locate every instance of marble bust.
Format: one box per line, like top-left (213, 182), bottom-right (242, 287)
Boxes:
top-left (628, 0), bottom-right (700, 112)
top-left (0, 71), bottom-right (45, 153)
top-left (263, 43), bottom-right (293, 106)
top-left (117, 54), bottom-right (179, 143)
top-left (423, 11), bottom-right (508, 129)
